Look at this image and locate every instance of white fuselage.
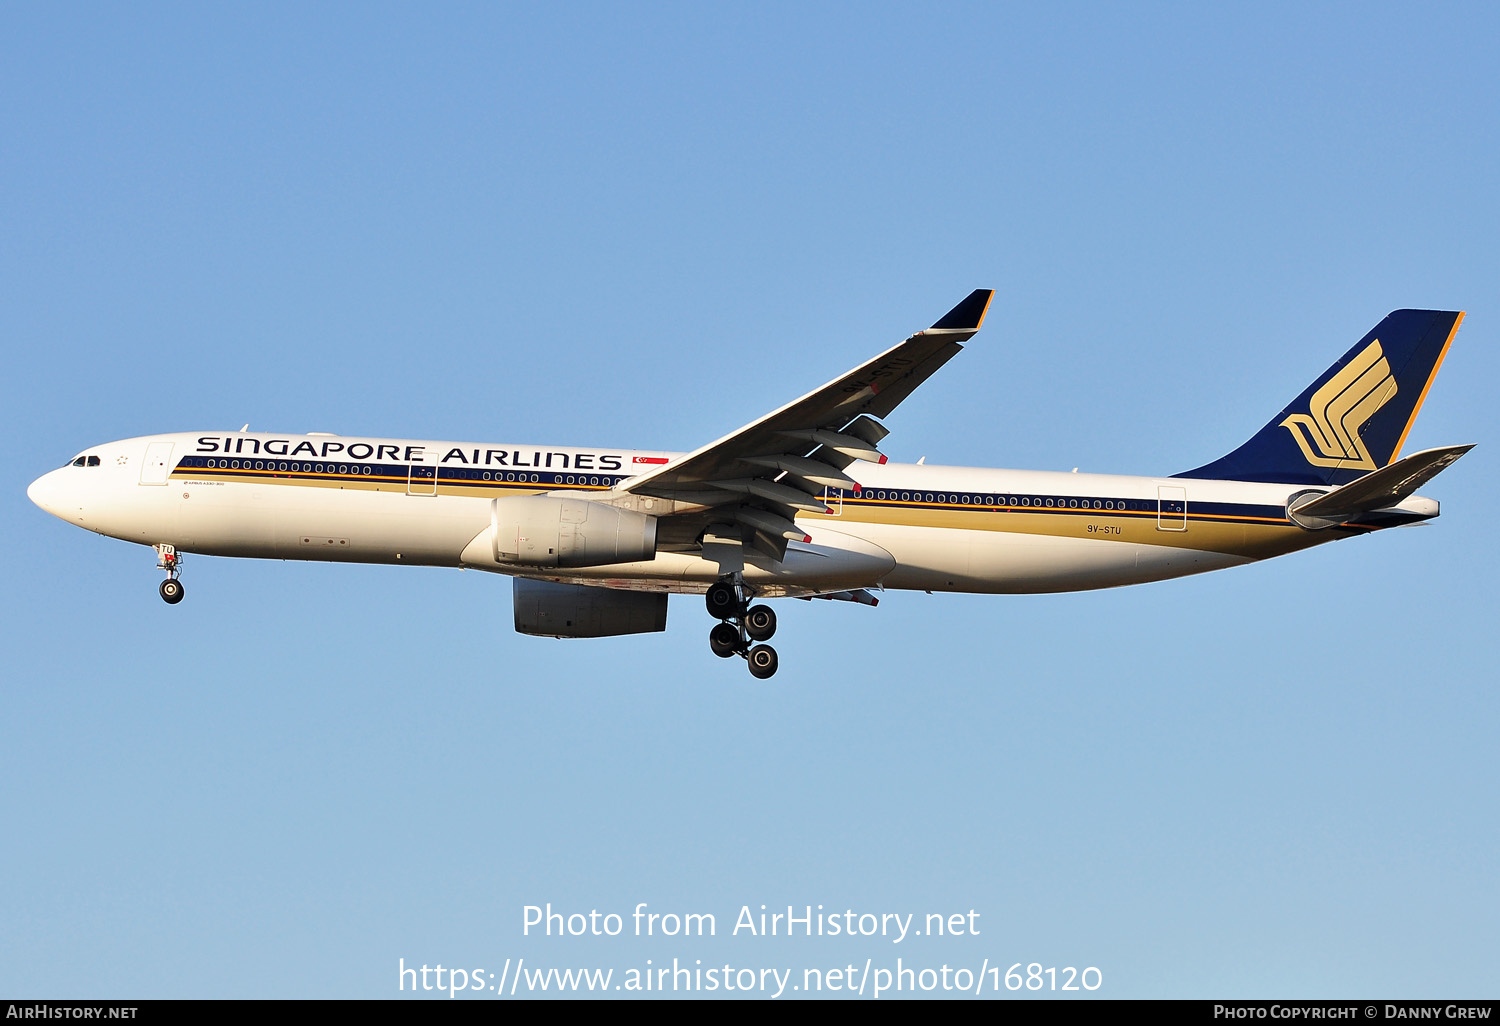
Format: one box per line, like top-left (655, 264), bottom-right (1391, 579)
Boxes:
top-left (28, 431), bottom-right (1414, 599)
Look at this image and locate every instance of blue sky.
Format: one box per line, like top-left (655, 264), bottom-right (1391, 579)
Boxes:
top-left (3, 2), bottom-right (1496, 999)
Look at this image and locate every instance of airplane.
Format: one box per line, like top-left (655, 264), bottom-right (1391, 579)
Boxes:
top-left (28, 291), bottom-right (1471, 678)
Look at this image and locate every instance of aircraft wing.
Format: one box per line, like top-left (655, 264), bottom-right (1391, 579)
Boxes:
top-left (614, 289), bottom-right (993, 565)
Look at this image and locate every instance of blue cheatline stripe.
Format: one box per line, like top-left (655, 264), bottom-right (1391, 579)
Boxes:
top-left (839, 490), bottom-right (1289, 525)
top-left (171, 456), bottom-right (1295, 526)
top-left (171, 455), bottom-right (627, 490)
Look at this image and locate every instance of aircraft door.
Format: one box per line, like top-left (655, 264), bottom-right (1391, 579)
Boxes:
top-left (1157, 485), bottom-right (1187, 531)
top-left (140, 442), bottom-right (174, 485)
top-left (407, 463), bottom-right (438, 496)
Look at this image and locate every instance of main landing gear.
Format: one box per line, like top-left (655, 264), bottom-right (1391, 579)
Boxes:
top-left (155, 544), bottom-right (185, 605)
top-left (705, 578), bottom-right (779, 679)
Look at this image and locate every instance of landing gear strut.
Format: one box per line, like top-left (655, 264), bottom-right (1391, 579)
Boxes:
top-left (155, 544), bottom-right (185, 605)
top-left (705, 576), bottom-right (778, 678)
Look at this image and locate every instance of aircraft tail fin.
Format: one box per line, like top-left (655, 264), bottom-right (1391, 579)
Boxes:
top-left (1176, 309), bottom-right (1464, 485)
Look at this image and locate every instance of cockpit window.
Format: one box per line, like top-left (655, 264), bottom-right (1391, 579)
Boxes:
top-left (69, 455), bottom-right (102, 468)
top-left (71, 457), bottom-right (86, 467)
top-left (87, 455), bottom-right (100, 467)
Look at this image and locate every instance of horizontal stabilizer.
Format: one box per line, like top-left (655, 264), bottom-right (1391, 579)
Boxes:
top-left (1289, 444), bottom-right (1473, 526)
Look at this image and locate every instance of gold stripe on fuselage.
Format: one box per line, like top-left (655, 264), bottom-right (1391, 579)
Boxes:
top-left (172, 466), bottom-right (605, 496)
top-left (805, 499), bottom-right (1334, 561)
top-left (172, 467), bottom-right (1343, 562)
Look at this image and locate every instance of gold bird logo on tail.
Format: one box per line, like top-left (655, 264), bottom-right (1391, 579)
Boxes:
top-left (1280, 340), bottom-right (1397, 470)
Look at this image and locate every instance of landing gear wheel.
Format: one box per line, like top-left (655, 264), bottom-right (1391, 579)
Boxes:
top-left (159, 578), bottom-right (185, 604)
top-left (705, 582), bottom-right (741, 620)
top-left (744, 604), bottom-right (777, 642)
top-left (747, 644), bottom-right (778, 679)
top-left (709, 622), bottom-right (741, 658)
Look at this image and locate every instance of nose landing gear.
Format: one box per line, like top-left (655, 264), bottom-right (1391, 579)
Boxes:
top-left (155, 544), bottom-right (185, 605)
top-left (705, 577), bottom-right (779, 678)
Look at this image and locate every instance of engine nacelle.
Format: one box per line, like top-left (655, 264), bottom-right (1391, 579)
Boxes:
top-left (491, 496), bottom-right (657, 567)
top-left (513, 578), bottom-right (668, 638)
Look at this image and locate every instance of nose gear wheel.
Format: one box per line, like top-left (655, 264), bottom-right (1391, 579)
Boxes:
top-left (154, 544), bottom-right (185, 605)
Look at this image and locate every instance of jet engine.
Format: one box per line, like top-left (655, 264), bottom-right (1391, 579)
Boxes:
top-left (489, 495), bottom-right (657, 568)
top-left (513, 578), bottom-right (668, 638)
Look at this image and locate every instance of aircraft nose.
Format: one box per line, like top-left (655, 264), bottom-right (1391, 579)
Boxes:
top-left (27, 469), bottom-right (69, 518)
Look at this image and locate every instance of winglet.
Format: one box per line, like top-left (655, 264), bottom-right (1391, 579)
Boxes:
top-left (930, 289), bottom-right (995, 331)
